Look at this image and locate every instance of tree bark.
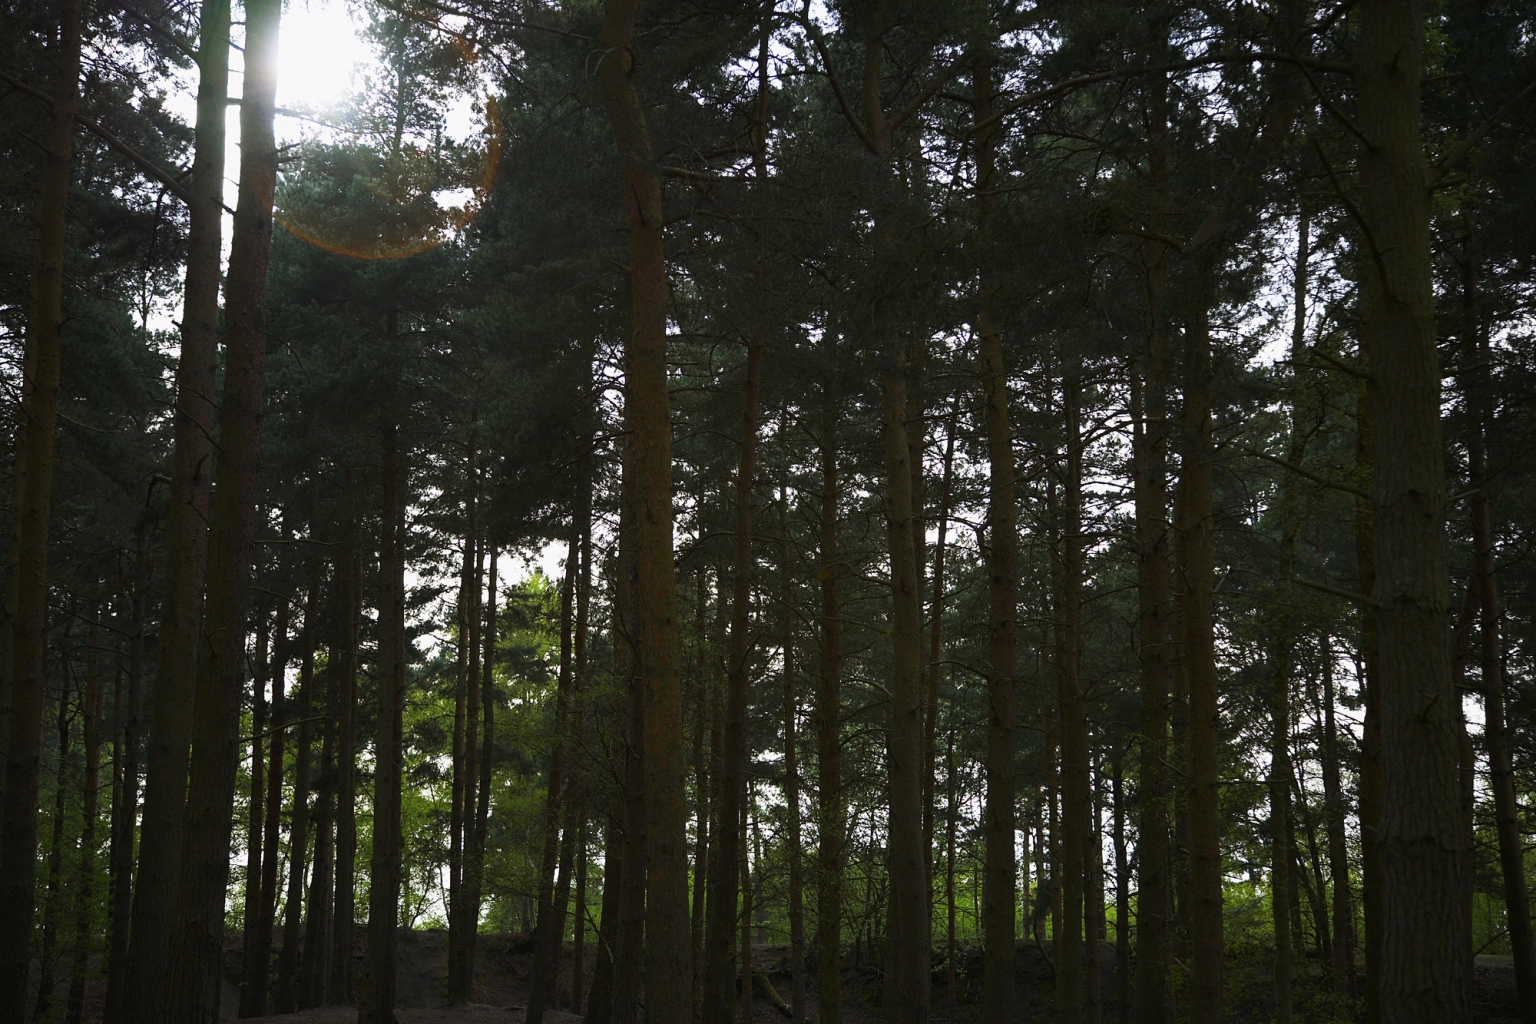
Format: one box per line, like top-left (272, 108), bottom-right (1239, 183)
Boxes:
top-left (1057, 364), bottom-right (1090, 1024)
top-left (974, 56), bottom-right (1017, 1024)
top-left (331, 495), bottom-right (363, 1003)
top-left (278, 564), bottom-right (322, 1013)
top-left (0, 0), bottom-right (80, 1011)
top-left (302, 630), bottom-right (339, 1007)
top-left (447, 503), bottom-right (475, 1003)
top-left (166, 0), bottom-right (281, 1010)
top-left (816, 414), bottom-right (844, 1024)
top-left (691, 571), bottom-right (712, 1018)
top-left (1467, 297), bottom-right (1536, 1018)
top-left (1179, 301), bottom-right (1222, 1024)
top-left (122, 0), bottom-right (229, 1009)
top-left (596, 6), bottom-right (690, 1019)
top-left (609, 438), bottom-right (646, 1024)
top-left (35, 661), bottom-right (74, 1023)
top-left (62, 609), bottom-right (102, 1024)
top-left (1357, 2), bottom-right (1470, 1019)
top-left (703, 337), bottom-right (764, 1023)
top-left (527, 524), bottom-right (579, 1023)
top-left (781, 484), bottom-right (807, 1024)
top-left (244, 597), bottom-right (289, 1017)
top-left (239, 613), bottom-right (270, 1007)
top-left (464, 539), bottom-right (498, 990)
top-left (104, 538), bottom-right (148, 1024)
top-left (360, 332), bottom-right (408, 1024)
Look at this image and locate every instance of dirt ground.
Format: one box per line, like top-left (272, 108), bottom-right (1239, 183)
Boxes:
top-left (36, 928), bottom-right (1523, 1023)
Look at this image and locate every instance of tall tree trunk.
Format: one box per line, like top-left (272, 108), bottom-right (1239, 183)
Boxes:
top-left (1058, 365), bottom-right (1090, 1024)
top-left (1319, 634), bottom-right (1353, 997)
top-left (1112, 756), bottom-right (1130, 1024)
top-left (166, 0), bottom-right (281, 1010)
top-left (0, 0), bottom-right (80, 1012)
top-left (945, 738), bottom-right (958, 1024)
top-left (1357, 2), bottom-right (1470, 1019)
top-left (703, 338), bottom-right (764, 1023)
top-left (331, 501), bottom-right (363, 1003)
top-left (360, 336), bottom-right (408, 1024)
top-left (740, 787), bottom-right (754, 1024)
top-left (301, 642), bottom-right (339, 1007)
top-left (573, 820), bottom-right (588, 1013)
top-left (277, 566), bottom-right (321, 1013)
top-left (240, 613), bottom-right (270, 1007)
top-left (691, 571), bottom-right (711, 1018)
top-left (447, 505), bottom-right (474, 1003)
top-left (975, 56), bottom-right (1017, 1024)
top-left (923, 414), bottom-right (954, 910)
top-left (244, 597), bottom-right (289, 1017)
top-left (816, 416), bottom-right (844, 1024)
top-left (596, 7), bottom-right (690, 1019)
top-left (104, 537), bottom-right (148, 1024)
top-left (538, 502), bottom-right (592, 1022)
top-left (465, 541), bottom-right (498, 989)
top-left (609, 443), bottom-right (646, 1024)
top-left (65, 603), bottom-right (104, 1024)
top-left (121, 0), bottom-right (229, 1011)
top-left (457, 522), bottom-right (484, 1001)
top-left (36, 663), bottom-right (74, 1022)
top-left (1468, 307), bottom-right (1536, 1018)
top-left (781, 485), bottom-right (807, 1024)
top-left (1180, 301), bottom-right (1223, 1024)
top-left (1353, 323), bottom-right (1384, 1024)
top-left (584, 821), bottom-right (623, 1024)
top-left (527, 523), bottom-right (581, 1023)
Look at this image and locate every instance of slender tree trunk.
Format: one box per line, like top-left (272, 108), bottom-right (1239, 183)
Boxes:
top-left (975, 57), bottom-right (1017, 1024)
top-left (1112, 756), bottom-right (1130, 1024)
top-left (1357, 3), bottom-right (1470, 1019)
top-left (527, 525), bottom-right (581, 1023)
top-left (740, 786), bottom-right (754, 1024)
top-left (1086, 744), bottom-right (1105, 1018)
top-left (541, 508), bottom-right (591, 1021)
top-left (245, 599), bottom-right (289, 1017)
top-left (36, 665), bottom-right (74, 1022)
top-left (1460, 251), bottom-right (1536, 1018)
top-left (704, 339), bottom-right (764, 1023)
top-left (104, 539), bottom-right (147, 1024)
top-left (1353, 324), bottom-right (1384, 1024)
top-left (278, 567), bottom-right (321, 1013)
top-left (597, 7), bottom-right (690, 1019)
top-left (166, 0), bottom-right (280, 1011)
top-left (945, 738), bottom-right (958, 1024)
top-left (302, 648), bottom-right (339, 1007)
top-left (1058, 365), bottom-right (1089, 1024)
top-left (584, 820), bottom-right (623, 1024)
top-left (457, 523), bottom-right (484, 1001)
top-left (816, 416), bottom-right (844, 1024)
top-left (360, 337), bottom-right (409, 1024)
top-left (923, 415), bottom-right (955, 917)
top-left (1180, 300), bottom-right (1222, 1024)
top-left (573, 820), bottom-right (588, 1013)
top-left (121, 0), bottom-right (228, 1011)
top-left (464, 538), bottom-right (498, 991)
top-left (331, 502), bottom-right (363, 1003)
top-left (781, 484), bottom-right (808, 1024)
top-left (691, 571), bottom-right (711, 1018)
top-left (240, 613), bottom-right (270, 1006)
top-left (447, 513), bottom-right (474, 1002)
top-left (609, 444), bottom-right (646, 1024)
top-left (64, 601), bottom-right (102, 1023)
top-left (0, 0), bottom-right (80, 1011)
top-left (1320, 633), bottom-right (1353, 997)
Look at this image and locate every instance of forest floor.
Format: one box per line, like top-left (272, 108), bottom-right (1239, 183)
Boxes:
top-left (40, 927), bottom-right (1522, 1022)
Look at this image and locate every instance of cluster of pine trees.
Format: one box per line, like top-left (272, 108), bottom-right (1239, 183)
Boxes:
top-left (2, 0), bottom-right (1535, 1023)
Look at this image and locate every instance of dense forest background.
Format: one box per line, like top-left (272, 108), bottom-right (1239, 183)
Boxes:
top-left (0, 0), bottom-right (1534, 1023)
